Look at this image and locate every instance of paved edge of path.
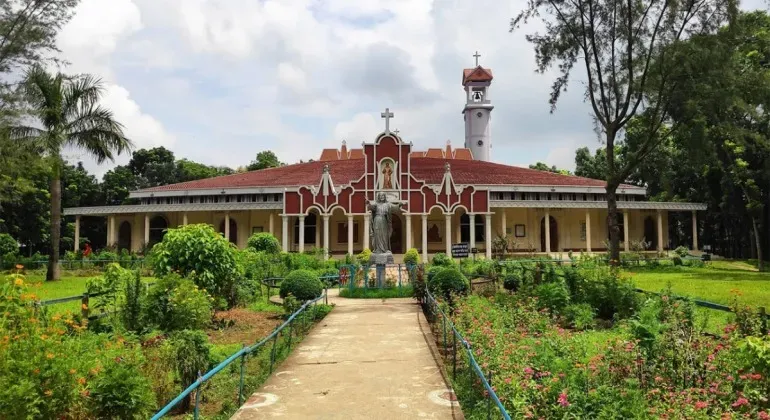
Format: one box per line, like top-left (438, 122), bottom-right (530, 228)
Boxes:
top-left (231, 291), bottom-right (465, 420)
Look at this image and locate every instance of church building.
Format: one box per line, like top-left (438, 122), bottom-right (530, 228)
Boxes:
top-left (64, 57), bottom-right (706, 261)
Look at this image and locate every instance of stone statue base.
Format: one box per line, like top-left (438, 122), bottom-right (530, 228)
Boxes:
top-left (369, 252), bottom-right (394, 288)
top-left (369, 251), bottom-right (395, 265)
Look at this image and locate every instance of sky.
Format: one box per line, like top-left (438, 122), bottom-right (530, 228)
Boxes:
top-left (56, 0), bottom-right (768, 178)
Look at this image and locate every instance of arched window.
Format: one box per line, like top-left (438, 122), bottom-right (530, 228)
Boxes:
top-left (117, 221), bottom-right (132, 251)
top-left (219, 218), bottom-right (238, 244)
top-left (460, 214), bottom-right (485, 243)
top-left (149, 216), bottom-right (168, 247)
top-left (293, 213), bottom-right (317, 245)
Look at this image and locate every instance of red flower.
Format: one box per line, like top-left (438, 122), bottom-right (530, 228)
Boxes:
top-left (731, 397), bottom-right (749, 408)
top-left (694, 401), bottom-right (708, 410)
top-left (558, 392), bottom-right (570, 407)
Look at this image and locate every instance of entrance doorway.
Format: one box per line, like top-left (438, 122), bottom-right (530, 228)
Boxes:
top-left (540, 216), bottom-right (558, 252)
top-left (644, 216), bottom-right (657, 250)
top-left (391, 215), bottom-right (403, 253)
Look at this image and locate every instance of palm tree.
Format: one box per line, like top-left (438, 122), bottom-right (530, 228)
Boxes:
top-left (10, 66), bottom-right (132, 280)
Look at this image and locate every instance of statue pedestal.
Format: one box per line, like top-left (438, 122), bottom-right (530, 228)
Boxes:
top-left (369, 252), bottom-right (394, 288)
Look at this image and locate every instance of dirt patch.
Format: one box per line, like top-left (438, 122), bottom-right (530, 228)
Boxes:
top-left (208, 309), bottom-right (283, 346)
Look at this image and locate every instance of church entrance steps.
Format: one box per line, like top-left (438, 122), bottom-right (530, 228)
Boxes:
top-left (231, 289), bottom-right (463, 420)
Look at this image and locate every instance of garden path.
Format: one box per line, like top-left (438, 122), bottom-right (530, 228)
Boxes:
top-left (231, 289), bottom-right (464, 420)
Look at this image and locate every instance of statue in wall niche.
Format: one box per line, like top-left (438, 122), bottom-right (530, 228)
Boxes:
top-left (369, 192), bottom-right (403, 264)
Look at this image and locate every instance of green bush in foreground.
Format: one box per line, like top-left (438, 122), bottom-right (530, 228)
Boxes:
top-left (280, 269), bottom-right (323, 301)
top-left (143, 274), bottom-right (213, 332)
top-left (404, 248), bottom-right (421, 266)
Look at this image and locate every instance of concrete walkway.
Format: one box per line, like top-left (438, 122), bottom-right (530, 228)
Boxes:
top-left (232, 289), bottom-right (463, 420)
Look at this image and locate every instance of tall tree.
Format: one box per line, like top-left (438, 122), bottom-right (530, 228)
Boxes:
top-left (529, 161), bottom-right (571, 174)
top-left (247, 150), bottom-right (282, 171)
top-left (10, 66), bottom-right (131, 280)
top-left (511, 0), bottom-right (736, 262)
top-left (0, 0), bottom-right (79, 116)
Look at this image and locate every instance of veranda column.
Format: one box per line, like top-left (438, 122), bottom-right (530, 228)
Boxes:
top-left (108, 215), bottom-right (116, 247)
top-left (623, 210), bottom-right (630, 252)
top-left (445, 213), bottom-right (452, 256)
top-left (363, 213), bottom-right (370, 250)
top-left (269, 212), bottom-right (275, 236)
top-left (281, 215), bottom-right (289, 252)
top-left (224, 212), bottom-right (230, 242)
top-left (421, 214), bottom-right (428, 262)
top-left (656, 210), bottom-right (664, 252)
top-left (405, 214), bottom-right (413, 250)
top-left (485, 213), bottom-right (492, 259)
top-left (182, 212), bottom-right (188, 226)
top-left (544, 209), bottom-right (551, 254)
top-left (315, 219), bottom-right (321, 249)
top-left (144, 214), bottom-right (150, 246)
top-left (585, 210), bottom-right (592, 253)
top-left (469, 213), bottom-right (476, 249)
top-left (500, 209), bottom-right (507, 238)
top-left (347, 215), bottom-right (354, 256)
top-left (74, 216), bottom-right (81, 251)
top-left (692, 211), bottom-right (698, 251)
top-left (322, 214), bottom-right (330, 260)
top-left (298, 216), bottom-right (306, 253)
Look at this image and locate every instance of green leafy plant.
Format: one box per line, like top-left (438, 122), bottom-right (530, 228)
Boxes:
top-left (431, 252), bottom-right (453, 267)
top-left (563, 303), bottom-right (595, 330)
top-left (503, 272), bottom-right (522, 292)
top-left (169, 330), bottom-right (212, 411)
top-left (534, 281), bottom-right (570, 313)
top-left (674, 246), bottom-right (690, 258)
top-left (403, 248), bottom-right (421, 266)
top-left (246, 232), bottom-right (281, 254)
top-left (279, 269), bottom-right (323, 301)
top-left (88, 351), bottom-right (155, 419)
top-left (151, 224), bottom-right (243, 307)
top-left (428, 268), bottom-right (469, 302)
top-left (143, 274), bottom-right (213, 332)
top-left (356, 248), bottom-right (372, 265)
top-left (0, 233), bottom-right (18, 257)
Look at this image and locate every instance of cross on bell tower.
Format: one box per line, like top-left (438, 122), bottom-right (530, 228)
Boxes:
top-left (473, 51), bottom-right (481, 66)
top-left (380, 107), bottom-right (394, 133)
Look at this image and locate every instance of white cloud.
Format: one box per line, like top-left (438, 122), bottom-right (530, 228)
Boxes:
top-left (54, 0), bottom-right (759, 180)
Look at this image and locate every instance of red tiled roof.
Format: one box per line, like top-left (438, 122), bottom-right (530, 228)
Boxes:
top-left (137, 157), bottom-right (626, 193)
top-left (138, 160), bottom-right (365, 192)
top-left (463, 66), bottom-right (493, 84)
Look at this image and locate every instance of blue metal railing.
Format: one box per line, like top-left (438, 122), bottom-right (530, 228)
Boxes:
top-left (423, 290), bottom-right (511, 420)
top-left (151, 292), bottom-right (326, 419)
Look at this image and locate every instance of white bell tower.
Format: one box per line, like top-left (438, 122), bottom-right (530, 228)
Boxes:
top-left (462, 51), bottom-right (494, 161)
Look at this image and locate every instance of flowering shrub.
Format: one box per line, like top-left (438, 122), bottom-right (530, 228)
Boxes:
top-left (450, 292), bottom-right (770, 418)
top-left (0, 271), bottom-right (155, 418)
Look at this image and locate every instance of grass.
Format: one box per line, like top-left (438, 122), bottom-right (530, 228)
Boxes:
top-left (17, 272), bottom-right (157, 315)
top-left (339, 286), bottom-right (414, 299)
top-left (624, 260), bottom-right (770, 332)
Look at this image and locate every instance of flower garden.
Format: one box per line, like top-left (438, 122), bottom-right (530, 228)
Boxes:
top-left (0, 224), bottom-right (337, 419)
top-left (421, 256), bottom-right (770, 419)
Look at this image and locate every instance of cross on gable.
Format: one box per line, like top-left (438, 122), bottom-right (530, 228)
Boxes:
top-left (380, 107), bottom-right (394, 133)
top-left (473, 51), bottom-right (481, 66)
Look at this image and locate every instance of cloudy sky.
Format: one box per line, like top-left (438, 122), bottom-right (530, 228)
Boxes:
top-left (57, 0), bottom-right (767, 177)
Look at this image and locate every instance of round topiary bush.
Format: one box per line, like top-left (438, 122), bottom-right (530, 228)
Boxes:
top-left (428, 268), bottom-right (469, 300)
top-left (247, 232), bottom-right (281, 254)
top-left (503, 272), bottom-right (521, 292)
top-left (403, 248), bottom-right (421, 266)
top-left (280, 269), bottom-right (323, 301)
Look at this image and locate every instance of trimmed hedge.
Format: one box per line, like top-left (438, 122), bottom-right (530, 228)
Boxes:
top-left (403, 248), bottom-right (421, 266)
top-left (247, 233), bottom-right (281, 254)
top-left (280, 269), bottom-right (323, 301)
top-left (428, 268), bottom-right (469, 300)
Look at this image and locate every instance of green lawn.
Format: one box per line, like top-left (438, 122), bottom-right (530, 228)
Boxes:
top-left (21, 274), bottom-right (156, 315)
top-left (624, 260), bottom-right (770, 332)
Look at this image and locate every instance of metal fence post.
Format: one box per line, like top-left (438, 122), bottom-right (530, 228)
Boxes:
top-left (442, 312), bottom-right (447, 354)
top-left (238, 347), bottom-right (247, 406)
top-left (194, 371), bottom-right (202, 420)
top-left (287, 320), bottom-right (293, 351)
top-left (81, 293), bottom-right (89, 319)
top-left (452, 331), bottom-right (457, 380)
top-left (487, 370), bottom-right (493, 419)
top-left (398, 263), bottom-right (402, 296)
top-left (269, 333), bottom-right (278, 374)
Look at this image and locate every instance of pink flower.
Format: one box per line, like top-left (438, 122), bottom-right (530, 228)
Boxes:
top-left (694, 401), bottom-right (708, 410)
top-left (758, 411), bottom-right (768, 420)
top-left (558, 392), bottom-right (570, 407)
top-left (523, 367), bottom-right (534, 375)
top-left (731, 397), bottom-right (749, 408)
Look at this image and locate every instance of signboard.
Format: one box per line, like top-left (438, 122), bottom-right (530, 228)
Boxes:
top-left (471, 247), bottom-right (479, 254)
top-left (451, 242), bottom-right (469, 258)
